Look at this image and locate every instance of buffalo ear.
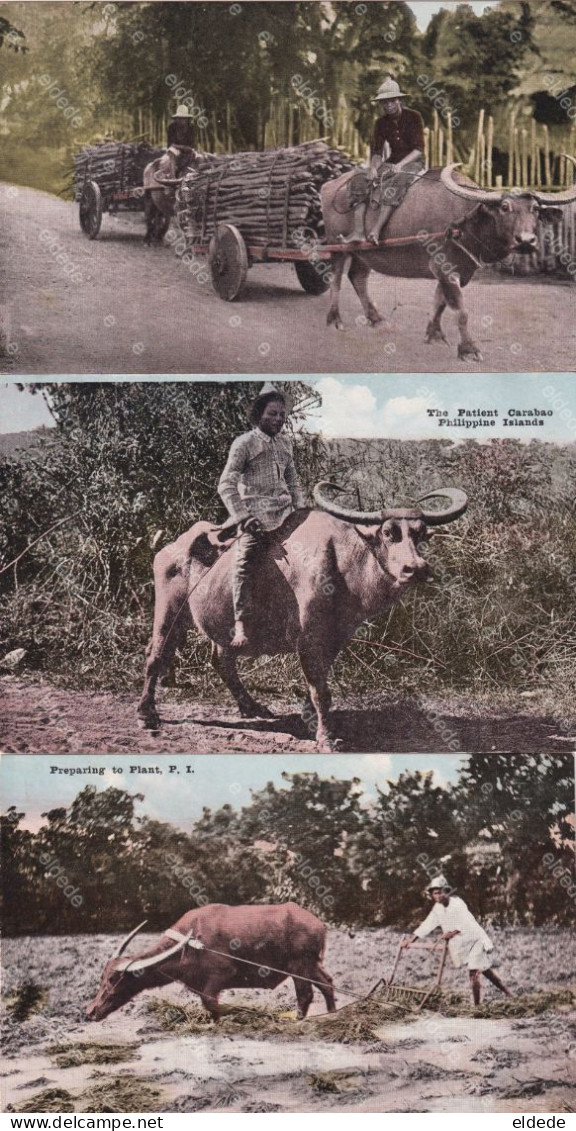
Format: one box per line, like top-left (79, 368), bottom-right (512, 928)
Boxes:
top-left (540, 205), bottom-right (563, 223)
top-left (354, 523), bottom-right (382, 545)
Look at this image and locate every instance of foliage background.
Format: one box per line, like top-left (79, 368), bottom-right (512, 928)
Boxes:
top-left (1, 382), bottom-right (576, 725)
top-left (1, 1), bottom-right (575, 194)
top-left (2, 756), bottom-right (574, 934)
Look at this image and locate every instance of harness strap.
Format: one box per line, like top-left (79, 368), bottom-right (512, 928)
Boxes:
top-left (165, 927), bottom-right (204, 949)
top-left (445, 225), bottom-right (483, 268)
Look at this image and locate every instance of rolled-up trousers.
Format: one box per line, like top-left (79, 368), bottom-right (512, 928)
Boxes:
top-left (232, 530), bottom-right (270, 622)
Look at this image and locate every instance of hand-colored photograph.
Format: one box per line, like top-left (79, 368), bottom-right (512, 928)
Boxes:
top-left (1, 372), bottom-right (576, 755)
top-left (2, 751), bottom-right (574, 1114)
top-left (1, 0), bottom-right (575, 375)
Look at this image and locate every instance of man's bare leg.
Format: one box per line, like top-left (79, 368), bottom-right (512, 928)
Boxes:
top-left (483, 968), bottom-right (512, 996)
top-left (338, 203), bottom-right (367, 245)
top-left (469, 969), bottom-right (482, 1005)
top-left (367, 204), bottom-right (394, 245)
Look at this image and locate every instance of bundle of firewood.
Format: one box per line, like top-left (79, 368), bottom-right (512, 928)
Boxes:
top-left (175, 141), bottom-right (355, 247)
top-left (73, 142), bottom-right (164, 199)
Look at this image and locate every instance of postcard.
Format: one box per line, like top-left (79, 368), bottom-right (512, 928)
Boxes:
top-left (2, 751), bottom-right (574, 1114)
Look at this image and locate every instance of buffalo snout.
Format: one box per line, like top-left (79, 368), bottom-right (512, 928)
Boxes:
top-left (514, 231), bottom-right (538, 253)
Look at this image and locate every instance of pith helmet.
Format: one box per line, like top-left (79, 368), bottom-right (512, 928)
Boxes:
top-left (371, 76), bottom-right (407, 102)
top-left (173, 104), bottom-right (194, 118)
top-left (426, 875), bottom-right (451, 891)
top-left (250, 382), bottom-right (293, 417)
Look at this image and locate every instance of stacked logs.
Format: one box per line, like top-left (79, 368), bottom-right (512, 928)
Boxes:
top-left (176, 141), bottom-right (355, 247)
top-left (73, 142), bottom-right (164, 199)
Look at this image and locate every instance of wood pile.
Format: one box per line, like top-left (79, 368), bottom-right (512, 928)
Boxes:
top-left (73, 142), bottom-right (164, 199)
top-left (175, 140), bottom-right (355, 247)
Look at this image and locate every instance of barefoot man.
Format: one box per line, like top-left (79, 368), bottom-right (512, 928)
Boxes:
top-left (402, 875), bottom-right (512, 1005)
top-left (340, 75), bottom-right (425, 245)
top-left (218, 384), bottom-right (305, 649)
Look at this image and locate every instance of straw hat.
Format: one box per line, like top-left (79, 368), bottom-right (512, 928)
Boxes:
top-left (371, 76), bottom-right (407, 103)
top-left (426, 875), bottom-right (451, 891)
top-left (251, 382), bottom-right (293, 417)
top-left (172, 105), bottom-right (194, 118)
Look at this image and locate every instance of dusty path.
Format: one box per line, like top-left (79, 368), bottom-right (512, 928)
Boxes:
top-left (3, 930), bottom-right (575, 1113)
top-left (1, 676), bottom-right (573, 754)
top-left (1, 183), bottom-right (574, 375)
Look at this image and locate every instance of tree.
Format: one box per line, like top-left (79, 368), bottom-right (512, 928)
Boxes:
top-left (349, 770), bottom-right (466, 926)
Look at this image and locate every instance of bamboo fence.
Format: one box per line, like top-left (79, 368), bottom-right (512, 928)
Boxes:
top-left (90, 97), bottom-right (575, 274)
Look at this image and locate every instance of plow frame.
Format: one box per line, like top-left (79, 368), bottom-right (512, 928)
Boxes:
top-left (366, 936), bottom-right (450, 1012)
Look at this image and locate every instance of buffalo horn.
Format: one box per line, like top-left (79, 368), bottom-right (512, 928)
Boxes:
top-left (415, 487), bottom-right (468, 526)
top-left (313, 481), bottom-right (386, 524)
top-left (535, 155), bottom-right (576, 204)
top-left (117, 930), bottom-right (194, 974)
top-left (114, 920), bottom-right (148, 958)
top-left (441, 163), bottom-right (502, 204)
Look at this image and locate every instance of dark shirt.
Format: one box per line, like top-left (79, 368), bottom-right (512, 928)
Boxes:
top-left (167, 119), bottom-right (195, 148)
top-left (370, 106), bottom-right (425, 163)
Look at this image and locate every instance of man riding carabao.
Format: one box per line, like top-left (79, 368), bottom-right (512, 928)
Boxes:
top-left (217, 384), bottom-right (305, 649)
top-left (340, 75), bottom-right (425, 245)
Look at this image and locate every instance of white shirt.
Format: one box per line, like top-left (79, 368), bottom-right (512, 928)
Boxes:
top-left (414, 896), bottom-right (492, 965)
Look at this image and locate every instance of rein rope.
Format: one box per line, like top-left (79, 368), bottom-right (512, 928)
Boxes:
top-left (127, 929), bottom-right (448, 1023)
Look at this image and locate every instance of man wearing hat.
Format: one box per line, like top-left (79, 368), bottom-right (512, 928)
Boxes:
top-left (218, 384), bottom-right (305, 649)
top-left (401, 875), bottom-right (512, 1005)
top-left (340, 76), bottom-right (425, 245)
top-left (167, 105), bottom-right (196, 152)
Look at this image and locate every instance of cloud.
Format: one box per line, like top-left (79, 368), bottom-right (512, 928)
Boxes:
top-left (312, 378), bottom-right (434, 440)
top-left (314, 377), bottom-right (378, 438)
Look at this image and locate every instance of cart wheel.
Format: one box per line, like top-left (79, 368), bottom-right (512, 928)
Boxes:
top-left (209, 223), bottom-right (248, 301)
top-left (294, 260), bottom-right (330, 295)
top-left (79, 181), bottom-right (103, 240)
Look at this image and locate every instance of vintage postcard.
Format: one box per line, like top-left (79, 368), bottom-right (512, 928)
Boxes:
top-left (1, 751), bottom-right (574, 1115)
top-left (1, 0), bottom-right (575, 375)
top-left (1, 372), bottom-right (576, 756)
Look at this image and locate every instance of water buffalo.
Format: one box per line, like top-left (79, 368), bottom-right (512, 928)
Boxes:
top-left (86, 902), bottom-right (336, 1022)
top-left (137, 482), bottom-right (468, 751)
top-left (142, 147), bottom-right (196, 246)
top-left (320, 158), bottom-right (576, 361)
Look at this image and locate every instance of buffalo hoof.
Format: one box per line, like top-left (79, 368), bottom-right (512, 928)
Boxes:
top-left (458, 343), bottom-right (483, 362)
top-left (367, 310), bottom-right (384, 326)
top-left (137, 709), bottom-right (161, 731)
top-left (316, 736), bottom-right (344, 753)
top-left (239, 702), bottom-right (274, 720)
top-left (326, 312), bottom-right (345, 331)
top-left (425, 324), bottom-right (449, 345)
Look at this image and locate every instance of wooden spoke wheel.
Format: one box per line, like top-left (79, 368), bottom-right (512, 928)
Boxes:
top-left (208, 223), bottom-right (248, 301)
top-left (79, 181), bottom-right (103, 239)
top-left (294, 259), bottom-right (330, 294)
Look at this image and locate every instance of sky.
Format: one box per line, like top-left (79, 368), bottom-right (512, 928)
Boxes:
top-left (406, 1), bottom-right (499, 29)
top-left (2, 752), bottom-right (465, 833)
top-left (2, 374), bottom-right (576, 446)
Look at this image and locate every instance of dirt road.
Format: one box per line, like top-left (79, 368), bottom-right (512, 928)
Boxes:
top-left (2, 183), bottom-right (574, 375)
top-left (1, 676), bottom-right (573, 754)
top-left (3, 930), bottom-right (575, 1113)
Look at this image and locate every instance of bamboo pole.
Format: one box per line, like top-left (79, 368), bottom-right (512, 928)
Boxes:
top-left (508, 109), bottom-right (515, 187)
top-left (446, 111), bottom-right (453, 165)
top-left (514, 127), bottom-right (521, 188)
top-left (543, 124), bottom-right (552, 187)
top-left (424, 126), bottom-right (430, 169)
top-left (438, 125), bottom-right (444, 167)
top-left (475, 108), bottom-right (485, 185)
top-left (433, 109), bottom-right (439, 166)
top-left (521, 127), bottom-right (528, 187)
top-left (530, 118), bottom-right (537, 188)
top-left (486, 114), bottom-right (493, 188)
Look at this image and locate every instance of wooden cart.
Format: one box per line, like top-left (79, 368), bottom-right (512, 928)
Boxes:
top-left (191, 221), bottom-right (443, 302)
